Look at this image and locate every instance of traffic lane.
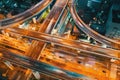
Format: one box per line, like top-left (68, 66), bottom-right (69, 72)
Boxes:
top-left (69, 0), bottom-right (120, 49)
top-left (45, 47), bottom-right (111, 66)
top-left (0, 49), bottom-right (115, 80)
top-left (0, 34), bottom-right (112, 68)
top-left (40, 50), bottom-right (109, 80)
top-left (7, 27), bottom-right (120, 60)
top-left (0, 34), bottom-right (29, 52)
top-left (0, 0), bottom-right (53, 28)
top-left (0, 47), bottom-right (83, 80)
top-left (26, 0), bottom-right (68, 59)
top-left (39, 0), bottom-right (68, 33)
top-left (26, 41), bottom-right (45, 58)
top-left (45, 47), bottom-right (113, 70)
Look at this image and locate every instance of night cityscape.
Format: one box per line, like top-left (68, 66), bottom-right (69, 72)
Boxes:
top-left (0, 0), bottom-right (120, 80)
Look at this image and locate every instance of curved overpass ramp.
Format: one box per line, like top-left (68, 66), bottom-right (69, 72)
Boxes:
top-left (0, 0), bottom-right (53, 29)
top-left (69, 0), bottom-right (120, 49)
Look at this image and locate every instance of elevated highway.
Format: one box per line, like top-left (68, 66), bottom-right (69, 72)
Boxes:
top-left (0, 47), bottom-right (81, 80)
top-left (26, 0), bottom-right (69, 60)
top-left (69, 0), bottom-right (120, 49)
top-left (0, 35), bottom-right (118, 79)
top-left (6, 27), bottom-right (120, 60)
top-left (0, 0), bottom-right (119, 79)
top-left (0, 0), bottom-right (53, 29)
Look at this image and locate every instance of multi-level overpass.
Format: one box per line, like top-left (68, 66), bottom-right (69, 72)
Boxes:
top-left (0, 0), bottom-right (120, 80)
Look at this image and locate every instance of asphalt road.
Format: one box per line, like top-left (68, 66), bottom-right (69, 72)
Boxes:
top-left (0, 0), bottom-right (53, 29)
top-left (7, 27), bottom-right (120, 60)
top-left (26, 0), bottom-right (69, 60)
top-left (0, 47), bottom-right (83, 80)
top-left (69, 0), bottom-right (120, 49)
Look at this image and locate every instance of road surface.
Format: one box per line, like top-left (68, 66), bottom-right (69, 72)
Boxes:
top-left (0, 47), bottom-right (84, 80)
top-left (0, 0), bottom-right (53, 29)
top-left (69, 0), bottom-right (120, 49)
top-left (7, 27), bottom-right (120, 60)
top-left (26, 0), bottom-right (69, 59)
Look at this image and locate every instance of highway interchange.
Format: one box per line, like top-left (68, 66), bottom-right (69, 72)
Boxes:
top-left (0, 0), bottom-right (120, 80)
